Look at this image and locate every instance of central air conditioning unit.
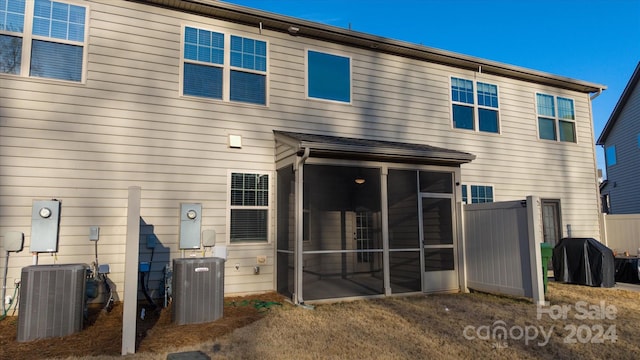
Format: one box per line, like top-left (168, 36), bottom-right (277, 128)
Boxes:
top-left (17, 264), bottom-right (88, 342)
top-left (172, 257), bottom-right (224, 325)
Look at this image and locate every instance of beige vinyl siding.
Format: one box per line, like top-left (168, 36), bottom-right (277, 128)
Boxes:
top-left (0, 0), bottom-right (601, 299)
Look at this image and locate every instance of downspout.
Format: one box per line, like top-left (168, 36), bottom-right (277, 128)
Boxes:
top-left (588, 88), bottom-right (605, 241)
top-left (294, 147), bottom-right (310, 305)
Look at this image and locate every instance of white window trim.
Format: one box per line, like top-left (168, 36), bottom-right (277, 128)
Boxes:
top-left (0, 0), bottom-right (89, 83)
top-left (535, 93), bottom-right (578, 143)
top-left (226, 169), bottom-right (273, 245)
top-left (305, 48), bottom-right (353, 105)
top-left (449, 76), bottom-right (501, 134)
top-left (179, 24), bottom-right (269, 106)
top-left (461, 183), bottom-right (495, 204)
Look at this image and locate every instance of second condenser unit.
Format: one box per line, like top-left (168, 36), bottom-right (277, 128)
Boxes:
top-left (172, 257), bottom-right (224, 325)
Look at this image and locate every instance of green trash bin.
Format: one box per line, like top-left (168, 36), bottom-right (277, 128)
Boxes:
top-left (540, 243), bottom-right (553, 294)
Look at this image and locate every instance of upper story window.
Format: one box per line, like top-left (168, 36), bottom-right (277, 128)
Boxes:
top-left (307, 50), bottom-right (351, 103)
top-left (451, 77), bottom-right (499, 133)
top-left (536, 93), bottom-right (576, 142)
top-left (0, 0), bottom-right (87, 81)
top-left (182, 26), bottom-right (267, 105)
top-left (605, 145), bottom-right (617, 166)
top-left (229, 172), bottom-right (270, 243)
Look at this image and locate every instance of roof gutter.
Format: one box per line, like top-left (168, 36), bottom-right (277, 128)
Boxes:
top-left (137, 0), bottom-right (606, 93)
top-left (590, 88), bottom-right (604, 101)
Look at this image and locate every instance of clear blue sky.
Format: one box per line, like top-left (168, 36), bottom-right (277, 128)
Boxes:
top-left (226, 0), bottom-right (640, 174)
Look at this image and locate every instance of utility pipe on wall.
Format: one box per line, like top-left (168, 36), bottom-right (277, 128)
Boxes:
top-left (294, 147), bottom-right (310, 305)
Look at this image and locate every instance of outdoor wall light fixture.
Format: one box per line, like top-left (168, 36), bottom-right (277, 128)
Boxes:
top-left (354, 178), bottom-right (366, 185)
top-left (288, 26), bottom-right (300, 35)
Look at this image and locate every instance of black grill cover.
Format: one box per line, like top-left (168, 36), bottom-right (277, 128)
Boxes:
top-left (552, 238), bottom-right (615, 288)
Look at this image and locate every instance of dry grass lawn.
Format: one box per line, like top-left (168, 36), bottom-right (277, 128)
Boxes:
top-left (1, 282), bottom-right (639, 359)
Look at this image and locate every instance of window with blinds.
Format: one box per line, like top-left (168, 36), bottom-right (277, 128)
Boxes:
top-left (229, 172), bottom-right (270, 243)
top-left (182, 26), bottom-right (267, 105)
top-left (451, 77), bottom-right (500, 133)
top-left (0, 0), bottom-right (87, 81)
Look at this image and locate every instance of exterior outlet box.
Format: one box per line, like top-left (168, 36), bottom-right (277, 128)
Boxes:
top-left (146, 234), bottom-right (157, 249)
top-left (202, 229), bottom-right (216, 247)
top-left (30, 200), bottom-right (61, 252)
top-left (89, 226), bottom-right (99, 241)
top-left (17, 264), bottom-right (87, 342)
top-left (4, 231), bottom-right (24, 252)
top-left (139, 262), bottom-right (150, 273)
top-left (172, 258), bottom-right (224, 325)
top-left (179, 203), bottom-right (202, 249)
top-left (98, 264), bottom-right (110, 274)
top-left (212, 245), bottom-right (228, 260)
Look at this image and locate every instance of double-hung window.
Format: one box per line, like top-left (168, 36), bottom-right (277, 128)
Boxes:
top-left (536, 93), bottom-right (576, 142)
top-left (307, 50), bottom-right (351, 103)
top-left (182, 26), bottom-right (267, 105)
top-left (229, 172), bottom-right (270, 243)
top-left (451, 77), bottom-right (499, 133)
top-left (230, 35), bottom-right (266, 104)
top-left (0, 0), bottom-right (87, 81)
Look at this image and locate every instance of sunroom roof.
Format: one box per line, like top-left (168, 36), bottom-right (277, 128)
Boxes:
top-left (274, 131), bottom-right (476, 166)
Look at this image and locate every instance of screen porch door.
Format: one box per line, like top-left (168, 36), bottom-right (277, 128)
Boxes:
top-left (420, 194), bottom-right (458, 292)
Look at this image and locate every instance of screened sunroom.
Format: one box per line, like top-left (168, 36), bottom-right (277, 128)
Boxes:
top-left (274, 131), bottom-right (475, 303)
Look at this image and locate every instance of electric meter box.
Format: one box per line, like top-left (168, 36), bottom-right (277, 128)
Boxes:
top-left (30, 200), bottom-right (61, 252)
top-left (179, 203), bottom-right (202, 249)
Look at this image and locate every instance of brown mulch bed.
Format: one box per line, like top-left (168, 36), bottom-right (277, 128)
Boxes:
top-left (0, 292), bottom-right (287, 359)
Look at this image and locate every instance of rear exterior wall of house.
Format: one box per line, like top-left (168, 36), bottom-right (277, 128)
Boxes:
top-left (0, 0), bottom-right (601, 300)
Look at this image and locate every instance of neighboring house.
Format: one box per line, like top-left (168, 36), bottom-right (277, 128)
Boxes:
top-left (0, 0), bottom-right (606, 304)
top-left (597, 62), bottom-right (640, 214)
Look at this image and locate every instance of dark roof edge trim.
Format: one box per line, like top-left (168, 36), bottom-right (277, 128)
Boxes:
top-left (274, 131), bottom-right (476, 165)
top-left (138, 0), bottom-right (606, 94)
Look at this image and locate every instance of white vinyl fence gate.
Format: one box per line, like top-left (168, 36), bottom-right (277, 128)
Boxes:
top-left (463, 196), bottom-right (545, 305)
